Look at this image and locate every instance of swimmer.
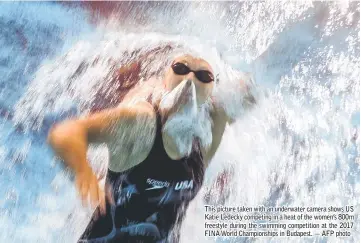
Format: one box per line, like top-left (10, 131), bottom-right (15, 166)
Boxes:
top-left (48, 52), bottom-right (256, 242)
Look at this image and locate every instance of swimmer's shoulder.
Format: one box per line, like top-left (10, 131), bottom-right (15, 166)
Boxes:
top-left (116, 99), bottom-right (155, 113)
top-left (108, 100), bottom-right (157, 172)
top-left (115, 99), bottom-right (153, 113)
top-left (134, 100), bottom-right (157, 114)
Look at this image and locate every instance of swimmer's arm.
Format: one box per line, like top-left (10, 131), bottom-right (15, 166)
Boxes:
top-left (204, 75), bottom-right (257, 166)
top-left (203, 106), bottom-right (228, 167)
top-left (233, 74), bottom-right (257, 122)
top-left (214, 74), bottom-right (257, 126)
top-left (203, 111), bottom-right (233, 203)
top-left (47, 101), bottom-right (155, 174)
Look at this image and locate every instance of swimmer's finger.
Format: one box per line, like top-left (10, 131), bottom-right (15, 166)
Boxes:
top-left (89, 178), bottom-right (99, 208)
top-left (80, 181), bottom-right (89, 207)
top-left (98, 187), bottom-right (106, 215)
top-left (75, 175), bottom-right (85, 193)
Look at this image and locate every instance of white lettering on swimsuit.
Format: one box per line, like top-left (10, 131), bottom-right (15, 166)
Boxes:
top-left (145, 178), bottom-right (194, 191)
top-left (146, 178), bottom-right (170, 190)
top-left (175, 180), bottom-right (193, 190)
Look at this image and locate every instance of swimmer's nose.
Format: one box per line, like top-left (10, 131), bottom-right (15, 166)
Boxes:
top-left (185, 72), bottom-right (196, 82)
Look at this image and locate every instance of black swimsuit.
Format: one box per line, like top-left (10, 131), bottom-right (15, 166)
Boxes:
top-left (78, 108), bottom-right (205, 243)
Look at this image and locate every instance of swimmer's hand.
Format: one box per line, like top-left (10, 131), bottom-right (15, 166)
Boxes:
top-left (75, 166), bottom-right (107, 214)
top-left (48, 103), bottom-right (154, 213)
top-left (212, 73), bottom-right (257, 124)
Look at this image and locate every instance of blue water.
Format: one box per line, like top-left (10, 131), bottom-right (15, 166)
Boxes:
top-left (0, 2), bottom-right (359, 243)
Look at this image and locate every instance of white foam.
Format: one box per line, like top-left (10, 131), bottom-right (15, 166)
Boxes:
top-left (1, 2), bottom-right (358, 243)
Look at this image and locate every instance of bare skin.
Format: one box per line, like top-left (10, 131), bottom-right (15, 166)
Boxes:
top-left (48, 54), bottom-right (251, 214)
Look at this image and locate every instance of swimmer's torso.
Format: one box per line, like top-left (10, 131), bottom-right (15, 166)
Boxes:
top-left (107, 79), bottom-right (212, 171)
top-left (79, 109), bottom-right (204, 243)
top-left (106, 78), bottom-right (166, 172)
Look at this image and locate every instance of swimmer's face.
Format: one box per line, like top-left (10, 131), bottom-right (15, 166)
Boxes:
top-left (163, 55), bottom-right (214, 105)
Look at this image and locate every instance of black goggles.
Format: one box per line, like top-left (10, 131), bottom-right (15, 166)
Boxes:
top-left (171, 62), bottom-right (214, 83)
